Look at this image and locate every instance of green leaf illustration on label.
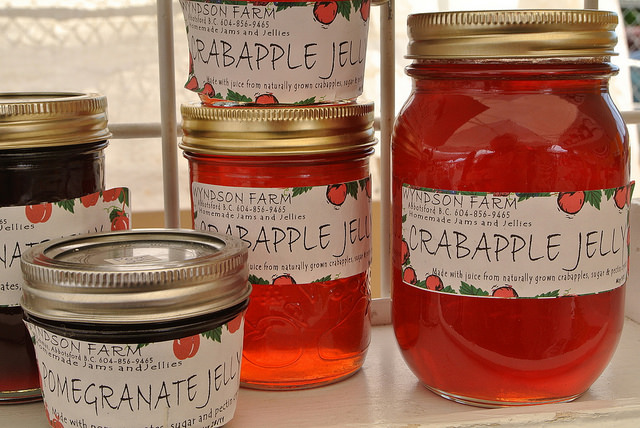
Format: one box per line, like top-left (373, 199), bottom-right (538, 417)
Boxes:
top-left (337, 0), bottom-right (352, 20)
top-left (459, 281), bottom-right (489, 296)
top-left (291, 187), bottom-right (313, 197)
top-left (584, 190), bottom-right (602, 210)
top-left (227, 89), bottom-right (253, 103)
top-left (202, 327), bottom-right (223, 343)
top-left (55, 199), bottom-right (75, 213)
top-left (277, 2), bottom-right (307, 11)
top-left (249, 274), bottom-right (270, 285)
top-left (294, 97), bottom-right (317, 105)
top-left (535, 290), bottom-right (560, 298)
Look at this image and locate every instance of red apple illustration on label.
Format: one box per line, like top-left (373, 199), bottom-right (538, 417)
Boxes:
top-left (403, 267), bottom-right (417, 284)
top-left (227, 313), bottom-right (243, 334)
top-left (313, 2), bottom-right (338, 25)
top-left (255, 93), bottom-right (278, 104)
top-left (111, 210), bottom-right (129, 231)
top-left (25, 203), bottom-right (52, 224)
top-left (425, 274), bottom-right (444, 291)
top-left (102, 188), bottom-right (122, 203)
top-left (492, 285), bottom-right (519, 298)
top-left (327, 183), bottom-right (347, 206)
top-left (557, 191), bottom-right (585, 215)
top-left (614, 186), bottom-right (628, 209)
top-left (273, 274), bottom-right (296, 285)
top-left (80, 192), bottom-right (100, 208)
top-left (360, 0), bottom-right (370, 21)
top-left (185, 74), bottom-right (198, 90)
top-left (365, 178), bottom-right (372, 198)
top-left (173, 335), bottom-right (200, 360)
top-left (400, 239), bottom-right (410, 265)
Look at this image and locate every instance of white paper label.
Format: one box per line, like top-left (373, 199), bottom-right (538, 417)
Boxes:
top-left (26, 313), bottom-right (244, 428)
top-left (0, 188), bottom-right (131, 307)
top-left (179, 0), bottom-right (370, 104)
top-left (401, 185), bottom-right (633, 298)
top-left (192, 179), bottom-right (372, 284)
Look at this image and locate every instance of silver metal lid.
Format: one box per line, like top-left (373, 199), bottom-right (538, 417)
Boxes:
top-left (20, 229), bottom-right (250, 324)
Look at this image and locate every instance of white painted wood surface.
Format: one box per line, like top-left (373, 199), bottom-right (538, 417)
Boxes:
top-left (3, 316), bottom-right (639, 427)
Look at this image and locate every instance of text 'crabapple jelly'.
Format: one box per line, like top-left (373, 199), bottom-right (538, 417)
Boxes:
top-left (391, 10), bottom-right (632, 407)
top-left (181, 102), bottom-right (375, 389)
top-left (179, 0), bottom-right (370, 105)
top-left (0, 92), bottom-right (114, 403)
top-left (20, 229), bottom-right (251, 428)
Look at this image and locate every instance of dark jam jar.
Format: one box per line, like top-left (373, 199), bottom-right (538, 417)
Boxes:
top-left (20, 229), bottom-right (250, 427)
top-left (181, 103), bottom-right (375, 389)
top-left (392, 10), bottom-right (630, 407)
top-left (0, 93), bottom-right (109, 403)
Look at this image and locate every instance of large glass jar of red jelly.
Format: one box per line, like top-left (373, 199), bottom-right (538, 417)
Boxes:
top-left (181, 102), bottom-right (375, 389)
top-left (0, 92), bottom-right (109, 403)
top-left (392, 10), bottom-right (631, 407)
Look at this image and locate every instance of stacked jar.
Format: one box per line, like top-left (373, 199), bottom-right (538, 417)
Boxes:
top-left (392, 10), bottom-right (630, 407)
top-left (0, 92), bottom-right (122, 403)
top-left (179, 0), bottom-right (375, 389)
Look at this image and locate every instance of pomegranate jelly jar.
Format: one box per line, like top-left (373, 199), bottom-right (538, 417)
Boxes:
top-left (392, 10), bottom-right (631, 407)
top-left (0, 92), bottom-right (109, 403)
top-left (20, 229), bottom-right (251, 428)
top-left (181, 102), bottom-right (375, 389)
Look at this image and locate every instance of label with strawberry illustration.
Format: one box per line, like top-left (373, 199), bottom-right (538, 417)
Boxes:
top-left (192, 178), bottom-right (372, 284)
top-left (179, 0), bottom-right (370, 104)
top-left (0, 188), bottom-right (131, 307)
top-left (25, 313), bottom-right (244, 428)
top-left (401, 184), bottom-right (634, 298)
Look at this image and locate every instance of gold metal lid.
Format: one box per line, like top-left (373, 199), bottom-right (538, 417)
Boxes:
top-left (180, 102), bottom-right (376, 156)
top-left (406, 9), bottom-right (618, 59)
top-left (0, 92), bottom-right (111, 149)
top-left (20, 229), bottom-right (251, 324)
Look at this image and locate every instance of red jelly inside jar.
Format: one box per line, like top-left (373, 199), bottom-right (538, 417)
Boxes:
top-left (392, 10), bottom-right (629, 407)
top-left (181, 103), bottom-right (375, 389)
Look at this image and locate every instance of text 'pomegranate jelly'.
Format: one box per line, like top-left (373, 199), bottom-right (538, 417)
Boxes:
top-left (391, 10), bottom-right (631, 407)
top-left (181, 102), bottom-right (375, 389)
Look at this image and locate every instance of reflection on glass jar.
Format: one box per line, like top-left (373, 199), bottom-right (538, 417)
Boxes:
top-left (392, 10), bottom-right (630, 407)
top-left (181, 102), bottom-right (375, 389)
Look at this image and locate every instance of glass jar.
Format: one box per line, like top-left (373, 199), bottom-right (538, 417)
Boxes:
top-left (392, 10), bottom-right (630, 407)
top-left (0, 92), bottom-right (109, 403)
top-left (20, 229), bottom-right (250, 427)
top-left (181, 102), bottom-right (375, 389)
top-left (179, 0), bottom-right (371, 105)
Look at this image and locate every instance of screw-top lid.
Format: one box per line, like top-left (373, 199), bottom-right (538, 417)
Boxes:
top-left (0, 92), bottom-right (111, 149)
top-left (406, 9), bottom-right (618, 59)
top-left (180, 102), bottom-right (376, 156)
top-left (20, 229), bottom-right (251, 324)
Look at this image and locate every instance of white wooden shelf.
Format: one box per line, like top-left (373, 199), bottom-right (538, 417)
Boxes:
top-left (3, 313), bottom-right (640, 427)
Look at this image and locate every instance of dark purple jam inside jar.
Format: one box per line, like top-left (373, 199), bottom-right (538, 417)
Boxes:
top-left (0, 92), bottom-right (109, 403)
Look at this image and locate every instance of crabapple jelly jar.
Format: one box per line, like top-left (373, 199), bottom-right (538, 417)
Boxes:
top-left (20, 229), bottom-right (251, 428)
top-left (181, 102), bottom-right (375, 389)
top-left (179, 0), bottom-right (371, 105)
top-left (0, 92), bottom-right (109, 403)
top-left (392, 10), bottom-right (631, 407)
